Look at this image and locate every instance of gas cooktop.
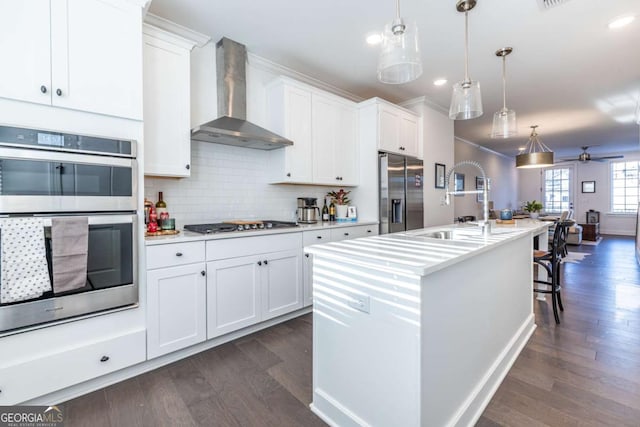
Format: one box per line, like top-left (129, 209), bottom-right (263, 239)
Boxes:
top-left (184, 220), bottom-right (298, 234)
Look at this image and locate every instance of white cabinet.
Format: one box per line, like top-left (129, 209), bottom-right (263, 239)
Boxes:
top-left (266, 82), bottom-right (313, 183)
top-left (0, 329), bottom-right (145, 405)
top-left (206, 233), bottom-right (303, 338)
top-left (143, 24), bottom-right (196, 177)
top-left (146, 242), bottom-right (207, 359)
top-left (302, 224), bottom-right (378, 307)
top-left (362, 98), bottom-right (420, 158)
top-left (267, 77), bottom-right (358, 185)
top-left (0, 0), bottom-right (143, 120)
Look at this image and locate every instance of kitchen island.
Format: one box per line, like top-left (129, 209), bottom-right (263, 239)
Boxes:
top-left (306, 220), bottom-right (549, 427)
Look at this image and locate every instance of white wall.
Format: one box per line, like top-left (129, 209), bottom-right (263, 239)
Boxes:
top-left (453, 139), bottom-right (518, 220)
top-left (403, 98), bottom-right (455, 227)
top-left (517, 152), bottom-right (640, 235)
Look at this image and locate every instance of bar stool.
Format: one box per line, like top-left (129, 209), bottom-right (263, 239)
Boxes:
top-left (533, 220), bottom-right (570, 324)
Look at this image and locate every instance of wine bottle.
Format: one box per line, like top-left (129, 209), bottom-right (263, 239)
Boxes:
top-left (329, 200), bottom-right (336, 221)
top-left (322, 199), bottom-right (329, 222)
top-left (155, 192), bottom-right (168, 217)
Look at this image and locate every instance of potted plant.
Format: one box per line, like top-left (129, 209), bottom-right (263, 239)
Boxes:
top-left (327, 189), bottom-right (351, 219)
top-left (524, 200), bottom-right (543, 219)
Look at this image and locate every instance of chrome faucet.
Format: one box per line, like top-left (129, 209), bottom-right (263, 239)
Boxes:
top-left (443, 160), bottom-right (491, 235)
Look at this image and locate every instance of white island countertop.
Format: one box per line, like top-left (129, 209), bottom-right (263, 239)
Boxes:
top-left (305, 219), bottom-right (550, 277)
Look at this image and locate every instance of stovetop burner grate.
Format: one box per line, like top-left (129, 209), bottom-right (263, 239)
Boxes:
top-left (184, 220), bottom-right (298, 234)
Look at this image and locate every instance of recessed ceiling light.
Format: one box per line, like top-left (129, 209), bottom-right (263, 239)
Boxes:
top-left (608, 15), bottom-right (635, 30)
top-left (433, 79), bottom-right (448, 86)
top-left (366, 33), bottom-right (383, 45)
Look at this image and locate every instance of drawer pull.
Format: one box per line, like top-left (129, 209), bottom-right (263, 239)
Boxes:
top-left (100, 356), bottom-right (110, 362)
top-left (367, 230), bottom-right (372, 233)
top-left (344, 232), bottom-right (350, 236)
top-left (264, 260), bottom-right (268, 265)
top-left (201, 270), bottom-right (206, 276)
top-left (305, 253), bottom-right (310, 258)
top-left (316, 236), bottom-right (322, 239)
top-left (176, 252), bottom-right (183, 257)
top-left (257, 261), bottom-right (262, 266)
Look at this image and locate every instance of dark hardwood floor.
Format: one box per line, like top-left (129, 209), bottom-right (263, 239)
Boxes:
top-left (63, 235), bottom-right (640, 426)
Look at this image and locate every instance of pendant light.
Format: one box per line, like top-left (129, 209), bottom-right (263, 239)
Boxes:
top-left (377, 0), bottom-right (422, 84)
top-left (516, 125), bottom-right (554, 168)
top-left (449, 0), bottom-right (483, 120)
top-left (491, 47), bottom-right (517, 138)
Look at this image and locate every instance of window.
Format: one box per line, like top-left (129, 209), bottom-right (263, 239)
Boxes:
top-left (611, 161), bottom-right (640, 213)
top-left (543, 168), bottom-right (571, 214)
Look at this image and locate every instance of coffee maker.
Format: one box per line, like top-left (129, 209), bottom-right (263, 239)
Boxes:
top-left (297, 197), bottom-right (319, 223)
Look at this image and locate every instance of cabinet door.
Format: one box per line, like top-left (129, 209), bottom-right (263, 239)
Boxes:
top-left (312, 94), bottom-right (339, 184)
top-left (51, 0), bottom-right (142, 119)
top-left (303, 253), bottom-right (313, 307)
top-left (334, 103), bottom-right (359, 185)
top-left (147, 263), bottom-right (207, 359)
top-left (400, 113), bottom-right (419, 158)
top-left (378, 105), bottom-right (401, 153)
top-left (207, 256), bottom-right (261, 338)
top-left (261, 249), bottom-right (303, 320)
top-left (0, 1), bottom-right (52, 106)
top-left (143, 32), bottom-right (192, 177)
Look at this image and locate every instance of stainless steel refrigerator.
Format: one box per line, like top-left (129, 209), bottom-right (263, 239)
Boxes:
top-left (379, 152), bottom-right (424, 234)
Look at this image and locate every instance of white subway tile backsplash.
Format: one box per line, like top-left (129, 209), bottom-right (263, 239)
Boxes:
top-left (145, 141), bottom-right (340, 228)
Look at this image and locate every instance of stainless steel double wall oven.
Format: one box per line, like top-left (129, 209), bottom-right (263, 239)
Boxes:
top-left (0, 125), bottom-right (138, 334)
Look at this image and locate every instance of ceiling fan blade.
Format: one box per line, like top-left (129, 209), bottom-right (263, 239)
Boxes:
top-left (591, 155), bottom-right (624, 162)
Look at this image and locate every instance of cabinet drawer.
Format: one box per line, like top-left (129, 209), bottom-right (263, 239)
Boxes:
top-left (147, 241), bottom-right (205, 269)
top-left (330, 225), bottom-right (378, 241)
top-left (0, 329), bottom-right (145, 405)
top-left (207, 233), bottom-right (302, 261)
top-left (303, 229), bottom-right (332, 247)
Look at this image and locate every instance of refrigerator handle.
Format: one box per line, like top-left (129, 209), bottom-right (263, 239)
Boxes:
top-left (391, 199), bottom-right (403, 224)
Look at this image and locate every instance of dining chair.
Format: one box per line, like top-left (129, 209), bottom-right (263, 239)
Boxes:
top-left (534, 220), bottom-right (571, 324)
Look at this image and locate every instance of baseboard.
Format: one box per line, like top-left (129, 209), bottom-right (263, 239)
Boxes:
top-left (449, 314), bottom-right (537, 427)
top-left (24, 306), bottom-right (312, 405)
top-left (311, 388), bottom-right (372, 427)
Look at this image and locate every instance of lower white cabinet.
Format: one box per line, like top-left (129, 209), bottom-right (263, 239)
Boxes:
top-left (0, 330), bottom-right (145, 405)
top-left (146, 263), bottom-right (207, 359)
top-left (146, 241), bottom-right (206, 359)
top-left (261, 249), bottom-right (302, 320)
top-left (303, 224), bottom-right (379, 307)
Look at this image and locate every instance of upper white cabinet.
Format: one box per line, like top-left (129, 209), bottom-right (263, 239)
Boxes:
top-left (143, 24), bottom-right (196, 177)
top-left (361, 98), bottom-right (420, 158)
top-left (267, 77), bottom-right (359, 186)
top-left (0, 0), bottom-right (143, 120)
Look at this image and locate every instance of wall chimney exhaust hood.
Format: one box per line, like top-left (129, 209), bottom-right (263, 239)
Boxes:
top-left (191, 38), bottom-right (293, 150)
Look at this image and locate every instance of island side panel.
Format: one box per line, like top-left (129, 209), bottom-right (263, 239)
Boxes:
top-left (310, 255), bottom-right (422, 427)
top-left (420, 234), bottom-right (535, 427)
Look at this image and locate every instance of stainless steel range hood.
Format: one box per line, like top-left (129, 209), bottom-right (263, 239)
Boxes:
top-left (191, 38), bottom-right (293, 150)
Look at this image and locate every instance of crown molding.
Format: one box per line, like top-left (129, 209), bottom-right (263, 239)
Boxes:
top-left (247, 53), bottom-right (363, 102)
top-left (122, 0), bottom-right (151, 8)
top-left (400, 96), bottom-right (449, 115)
top-left (144, 13), bottom-right (210, 48)
top-left (455, 136), bottom-right (513, 160)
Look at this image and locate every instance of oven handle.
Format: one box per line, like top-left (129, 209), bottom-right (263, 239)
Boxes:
top-left (37, 214), bottom-right (135, 226)
top-left (0, 146), bottom-right (134, 168)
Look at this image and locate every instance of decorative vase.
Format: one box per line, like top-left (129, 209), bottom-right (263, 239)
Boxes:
top-left (529, 212), bottom-right (539, 219)
top-left (336, 205), bottom-right (348, 219)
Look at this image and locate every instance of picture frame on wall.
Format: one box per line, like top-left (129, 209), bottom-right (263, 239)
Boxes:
top-left (454, 173), bottom-right (464, 196)
top-left (582, 181), bottom-right (596, 193)
top-left (435, 163), bottom-right (446, 189)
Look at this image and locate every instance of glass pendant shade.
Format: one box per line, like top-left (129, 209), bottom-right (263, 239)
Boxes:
top-left (491, 108), bottom-right (517, 138)
top-left (635, 96), bottom-right (640, 125)
top-left (377, 19), bottom-right (422, 84)
top-left (449, 80), bottom-right (483, 120)
top-left (516, 126), bottom-right (554, 169)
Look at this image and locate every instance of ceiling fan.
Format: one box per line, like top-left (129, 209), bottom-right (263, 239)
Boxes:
top-left (556, 146), bottom-right (624, 163)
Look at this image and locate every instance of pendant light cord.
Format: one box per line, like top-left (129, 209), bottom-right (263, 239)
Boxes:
top-left (396, 0), bottom-right (400, 19)
top-left (464, 11), bottom-right (469, 82)
top-left (502, 55), bottom-right (507, 110)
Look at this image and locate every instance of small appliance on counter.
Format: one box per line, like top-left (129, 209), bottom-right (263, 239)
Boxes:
top-left (297, 197), bottom-right (319, 224)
